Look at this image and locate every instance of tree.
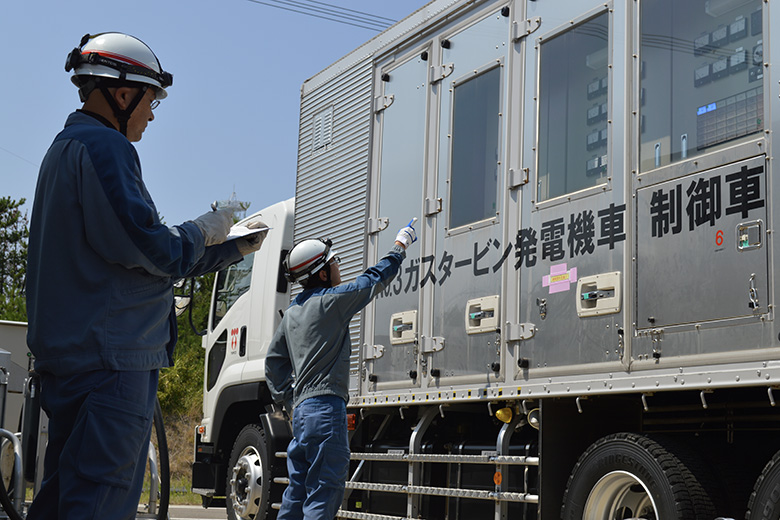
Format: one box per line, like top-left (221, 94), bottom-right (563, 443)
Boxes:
top-left (0, 197), bottom-right (28, 321)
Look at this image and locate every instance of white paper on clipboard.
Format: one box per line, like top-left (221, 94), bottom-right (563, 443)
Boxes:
top-left (227, 225), bottom-right (271, 241)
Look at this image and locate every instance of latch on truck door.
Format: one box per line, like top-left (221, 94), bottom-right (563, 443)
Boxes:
top-left (576, 272), bottom-right (622, 318)
top-left (390, 310), bottom-right (417, 345)
top-left (465, 295), bottom-right (499, 334)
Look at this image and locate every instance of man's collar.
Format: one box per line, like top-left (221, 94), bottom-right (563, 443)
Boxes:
top-left (76, 109), bottom-right (117, 131)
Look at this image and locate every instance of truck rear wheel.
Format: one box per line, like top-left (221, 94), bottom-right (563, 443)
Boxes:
top-left (227, 424), bottom-right (278, 520)
top-left (746, 449), bottom-right (780, 520)
top-left (560, 433), bottom-right (713, 520)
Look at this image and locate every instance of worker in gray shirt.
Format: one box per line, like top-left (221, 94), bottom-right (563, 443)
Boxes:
top-left (266, 219), bottom-right (417, 519)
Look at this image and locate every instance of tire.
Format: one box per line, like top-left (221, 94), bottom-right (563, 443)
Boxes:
top-left (227, 424), bottom-right (281, 520)
top-left (561, 432), bottom-right (715, 520)
top-left (746, 449), bottom-right (780, 520)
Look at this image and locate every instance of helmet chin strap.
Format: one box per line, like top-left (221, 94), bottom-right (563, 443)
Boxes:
top-left (324, 263), bottom-right (333, 288)
top-left (99, 84), bottom-right (148, 137)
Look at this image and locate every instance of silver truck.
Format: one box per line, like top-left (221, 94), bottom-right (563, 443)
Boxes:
top-left (193, 0), bottom-right (780, 518)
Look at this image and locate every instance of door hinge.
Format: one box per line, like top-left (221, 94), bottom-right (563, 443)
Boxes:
top-left (425, 197), bottom-right (443, 216)
top-left (508, 167), bottom-right (529, 189)
top-left (429, 63), bottom-right (455, 84)
top-left (364, 343), bottom-right (385, 360)
top-left (367, 217), bottom-right (390, 235)
top-left (506, 323), bottom-right (536, 341)
top-left (421, 336), bottom-right (445, 353)
top-left (374, 94), bottom-right (395, 113)
top-left (512, 17), bottom-right (542, 42)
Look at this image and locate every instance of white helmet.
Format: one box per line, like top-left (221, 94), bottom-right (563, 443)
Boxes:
top-left (65, 33), bottom-right (172, 100)
top-left (284, 239), bottom-right (338, 284)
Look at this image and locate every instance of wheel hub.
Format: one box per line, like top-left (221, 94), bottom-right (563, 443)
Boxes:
top-left (583, 470), bottom-right (657, 520)
top-left (229, 446), bottom-right (264, 519)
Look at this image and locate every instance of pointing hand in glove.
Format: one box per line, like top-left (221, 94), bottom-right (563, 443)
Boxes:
top-left (395, 218), bottom-right (418, 250)
top-left (236, 221), bottom-right (269, 256)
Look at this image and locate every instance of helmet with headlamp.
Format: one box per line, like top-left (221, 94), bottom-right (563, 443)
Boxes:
top-left (65, 33), bottom-right (173, 136)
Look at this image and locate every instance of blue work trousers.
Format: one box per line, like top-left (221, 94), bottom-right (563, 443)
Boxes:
top-left (26, 369), bottom-right (158, 520)
top-left (278, 395), bottom-right (350, 520)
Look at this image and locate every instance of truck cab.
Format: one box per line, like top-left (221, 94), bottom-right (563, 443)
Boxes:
top-left (192, 198), bottom-right (294, 518)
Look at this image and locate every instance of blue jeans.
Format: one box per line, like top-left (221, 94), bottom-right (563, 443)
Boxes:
top-left (26, 369), bottom-right (158, 520)
top-left (278, 395), bottom-right (350, 520)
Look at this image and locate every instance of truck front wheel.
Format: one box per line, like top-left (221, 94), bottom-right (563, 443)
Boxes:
top-left (227, 424), bottom-right (277, 520)
top-left (560, 433), bottom-right (714, 520)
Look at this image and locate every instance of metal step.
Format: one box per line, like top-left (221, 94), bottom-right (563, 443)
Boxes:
top-left (271, 477), bottom-right (538, 504)
top-left (343, 481), bottom-right (538, 503)
top-left (336, 510), bottom-right (418, 520)
top-left (273, 501), bottom-right (418, 519)
top-left (350, 452), bottom-right (539, 465)
top-left (278, 450), bottom-right (538, 466)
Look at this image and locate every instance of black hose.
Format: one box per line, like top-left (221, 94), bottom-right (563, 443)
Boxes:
top-left (152, 397), bottom-right (170, 520)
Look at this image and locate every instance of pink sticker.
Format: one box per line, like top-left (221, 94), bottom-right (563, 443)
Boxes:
top-left (542, 263), bottom-right (578, 294)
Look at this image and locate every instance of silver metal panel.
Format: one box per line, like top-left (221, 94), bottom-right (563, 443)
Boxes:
top-left (631, 0), bottom-right (774, 365)
top-left (518, 1), bottom-right (626, 371)
top-left (295, 57), bottom-right (374, 386)
top-left (293, 0), bottom-right (780, 411)
top-left (370, 51), bottom-right (430, 387)
top-left (429, 7), bottom-right (510, 384)
top-left (636, 156), bottom-right (769, 330)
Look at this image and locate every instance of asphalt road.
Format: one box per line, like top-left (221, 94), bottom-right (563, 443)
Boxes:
top-left (169, 504), bottom-right (227, 519)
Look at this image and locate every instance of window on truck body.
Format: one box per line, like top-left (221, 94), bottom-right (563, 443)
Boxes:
top-left (537, 11), bottom-right (610, 202)
top-left (449, 63), bottom-right (502, 230)
top-left (639, 0), bottom-right (764, 172)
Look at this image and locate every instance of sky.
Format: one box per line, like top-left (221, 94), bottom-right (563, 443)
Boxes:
top-left (1, 0), bottom-right (429, 226)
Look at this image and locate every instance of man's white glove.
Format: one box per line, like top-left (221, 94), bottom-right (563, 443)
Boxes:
top-left (235, 221), bottom-right (269, 256)
top-left (192, 208), bottom-right (233, 246)
top-left (395, 218), bottom-right (418, 250)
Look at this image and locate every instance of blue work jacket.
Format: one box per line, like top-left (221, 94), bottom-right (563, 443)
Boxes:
top-left (26, 111), bottom-right (242, 375)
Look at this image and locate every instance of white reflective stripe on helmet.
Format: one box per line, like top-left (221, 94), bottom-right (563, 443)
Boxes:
top-left (289, 251), bottom-right (326, 273)
top-left (285, 238), bottom-right (334, 283)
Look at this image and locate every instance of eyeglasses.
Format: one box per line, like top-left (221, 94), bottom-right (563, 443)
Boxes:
top-left (150, 99), bottom-right (160, 110)
top-left (330, 256), bottom-right (340, 266)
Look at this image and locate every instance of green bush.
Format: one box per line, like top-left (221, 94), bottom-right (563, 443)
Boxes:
top-left (158, 273), bottom-right (214, 416)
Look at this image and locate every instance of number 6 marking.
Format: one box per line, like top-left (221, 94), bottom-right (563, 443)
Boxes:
top-left (716, 230), bottom-right (724, 246)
